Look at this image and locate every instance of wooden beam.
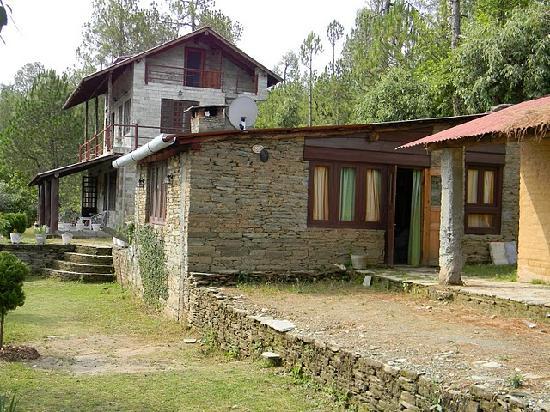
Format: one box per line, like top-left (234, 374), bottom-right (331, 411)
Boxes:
top-left (84, 100), bottom-right (89, 143)
top-left (44, 180), bottom-right (51, 230)
top-left (50, 177), bottom-right (59, 233)
top-left (94, 96), bottom-right (99, 134)
top-left (38, 183), bottom-right (46, 226)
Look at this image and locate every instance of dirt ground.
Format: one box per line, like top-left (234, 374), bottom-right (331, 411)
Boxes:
top-left (227, 283), bottom-right (550, 406)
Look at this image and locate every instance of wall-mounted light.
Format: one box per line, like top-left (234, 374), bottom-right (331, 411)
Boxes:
top-left (164, 174), bottom-right (174, 186)
top-left (137, 175), bottom-right (145, 188)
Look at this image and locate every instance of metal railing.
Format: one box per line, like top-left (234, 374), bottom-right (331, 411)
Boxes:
top-left (145, 63), bottom-right (222, 89)
top-left (78, 123), bottom-right (192, 162)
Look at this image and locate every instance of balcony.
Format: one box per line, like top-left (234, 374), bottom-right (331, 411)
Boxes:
top-left (145, 64), bottom-right (222, 89)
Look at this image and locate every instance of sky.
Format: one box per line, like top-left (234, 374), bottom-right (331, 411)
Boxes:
top-left (0, 0), bottom-right (367, 85)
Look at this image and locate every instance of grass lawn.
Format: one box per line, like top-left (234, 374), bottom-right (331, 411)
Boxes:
top-left (0, 278), bottom-right (337, 411)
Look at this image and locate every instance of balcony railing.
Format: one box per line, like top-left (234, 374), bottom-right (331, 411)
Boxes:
top-left (78, 123), bottom-right (192, 163)
top-left (145, 63), bottom-right (222, 89)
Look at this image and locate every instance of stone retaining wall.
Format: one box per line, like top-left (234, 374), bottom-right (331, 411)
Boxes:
top-left (188, 285), bottom-right (538, 412)
top-left (0, 244), bottom-right (75, 273)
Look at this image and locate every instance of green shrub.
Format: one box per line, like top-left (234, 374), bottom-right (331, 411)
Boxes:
top-left (0, 213), bottom-right (28, 237)
top-left (0, 251), bottom-right (28, 349)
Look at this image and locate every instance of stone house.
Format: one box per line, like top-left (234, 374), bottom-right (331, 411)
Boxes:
top-left (113, 113), bottom-right (520, 318)
top-left (29, 27), bottom-right (281, 231)
top-left (402, 96), bottom-right (549, 284)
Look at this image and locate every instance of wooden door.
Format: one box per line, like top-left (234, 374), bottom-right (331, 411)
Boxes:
top-left (185, 48), bottom-right (204, 87)
top-left (422, 168), bottom-right (441, 266)
top-left (386, 165), bottom-right (397, 266)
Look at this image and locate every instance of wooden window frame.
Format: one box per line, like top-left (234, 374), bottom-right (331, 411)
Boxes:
top-left (464, 163), bottom-right (503, 235)
top-left (184, 47), bottom-right (205, 87)
top-left (307, 161), bottom-right (387, 229)
top-left (147, 161), bottom-right (168, 225)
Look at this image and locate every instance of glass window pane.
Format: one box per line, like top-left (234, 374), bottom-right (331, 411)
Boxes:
top-left (483, 170), bottom-right (495, 204)
top-left (313, 166), bottom-right (329, 221)
top-left (467, 169), bottom-right (479, 203)
top-left (467, 214), bottom-right (493, 228)
top-left (366, 169), bottom-right (381, 222)
top-left (339, 167), bottom-right (356, 221)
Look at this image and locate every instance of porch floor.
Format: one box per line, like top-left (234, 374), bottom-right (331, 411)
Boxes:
top-left (364, 267), bottom-right (550, 308)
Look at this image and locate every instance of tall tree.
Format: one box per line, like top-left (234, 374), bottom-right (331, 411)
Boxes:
top-left (166, 0), bottom-right (243, 43)
top-left (326, 20), bottom-right (344, 76)
top-left (276, 51), bottom-right (300, 83)
top-left (77, 0), bottom-right (176, 68)
top-left (450, 0), bottom-right (461, 48)
top-left (300, 32), bottom-right (323, 126)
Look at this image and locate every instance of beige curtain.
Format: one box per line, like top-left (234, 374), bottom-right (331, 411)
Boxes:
top-left (313, 166), bottom-right (329, 220)
top-left (467, 169), bottom-right (478, 203)
top-left (365, 169), bottom-right (381, 222)
top-left (468, 214), bottom-right (492, 228)
top-left (483, 170), bottom-right (494, 204)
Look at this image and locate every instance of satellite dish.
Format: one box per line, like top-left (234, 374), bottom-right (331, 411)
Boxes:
top-left (228, 96), bottom-right (258, 131)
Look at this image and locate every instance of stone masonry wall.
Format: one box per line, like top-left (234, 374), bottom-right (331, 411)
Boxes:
top-left (187, 284), bottom-right (537, 412)
top-left (185, 136), bottom-right (386, 275)
top-left (0, 244), bottom-right (75, 273)
top-left (517, 139), bottom-right (550, 282)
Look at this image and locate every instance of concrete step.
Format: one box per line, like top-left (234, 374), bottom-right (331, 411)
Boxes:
top-left (64, 252), bottom-right (113, 265)
top-left (44, 269), bottom-right (115, 283)
top-left (74, 245), bottom-right (113, 256)
top-left (51, 260), bottom-right (113, 274)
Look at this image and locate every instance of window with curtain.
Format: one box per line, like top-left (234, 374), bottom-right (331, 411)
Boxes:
top-left (312, 166), bottom-right (329, 221)
top-left (465, 165), bottom-right (501, 234)
top-left (309, 162), bottom-right (385, 228)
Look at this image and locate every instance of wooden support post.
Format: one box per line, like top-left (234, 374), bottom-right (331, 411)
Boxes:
top-left (38, 183), bottom-right (46, 226)
top-left (84, 99), bottom-right (89, 143)
top-left (44, 180), bottom-right (51, 230)
top-left (105, 72), bottom-right (113, 152)
top-left (50, 177), bottom-right (59, 233)
top-left (94, 96), bottom-right (99, 135)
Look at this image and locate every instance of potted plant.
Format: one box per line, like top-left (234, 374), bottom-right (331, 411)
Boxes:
top-left (61, 232), bottom-right (73, 245)
top-left (1, 213), bottom-right (28, 245)
top-left (34, 225), bottom-right (47, 245)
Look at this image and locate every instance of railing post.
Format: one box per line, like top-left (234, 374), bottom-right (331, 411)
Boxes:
top-left (86, 141), bottom-right (90, 161)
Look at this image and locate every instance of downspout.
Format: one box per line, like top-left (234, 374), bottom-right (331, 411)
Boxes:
top-left (112, 134), bottom-right (176, 168)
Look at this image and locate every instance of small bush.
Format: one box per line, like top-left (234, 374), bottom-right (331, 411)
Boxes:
top-left (0, 251), bottom-right (28, 348)
top-left (0, 213), bottom-right (28, 237)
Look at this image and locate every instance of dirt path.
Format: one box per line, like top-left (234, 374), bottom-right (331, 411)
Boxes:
top-left (228, 285), bottom-right (550, 407)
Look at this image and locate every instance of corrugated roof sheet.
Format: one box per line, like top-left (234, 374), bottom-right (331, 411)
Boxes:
top-left (400, 95), bottom-right (550, 149)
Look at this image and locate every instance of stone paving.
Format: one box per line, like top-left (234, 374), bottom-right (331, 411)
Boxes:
top-left (362, 267), bottom-right (550, 310)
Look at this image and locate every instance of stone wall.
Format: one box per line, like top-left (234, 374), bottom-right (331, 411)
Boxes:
top-left (517, 139), bottom-right (550, 282)
top-left (0, 244), bottom-right (75, 273)
top-left (185, 136), bottom-right (386, 274)
top-left (187, 284), bottom-right (536, 412)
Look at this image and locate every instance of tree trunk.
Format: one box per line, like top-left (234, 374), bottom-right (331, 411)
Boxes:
top-left (450, 0), bottom-right (461, 49)
top-left (0, 310), bottom-right (4, 349)
top-left (308, 62), bottom-right (313, 127)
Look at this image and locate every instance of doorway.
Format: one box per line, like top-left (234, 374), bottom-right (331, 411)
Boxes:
top-left (392, 168), bottom-right (423, 265)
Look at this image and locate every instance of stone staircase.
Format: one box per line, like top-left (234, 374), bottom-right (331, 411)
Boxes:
top-left (45, 245), bottom-right (115, 282)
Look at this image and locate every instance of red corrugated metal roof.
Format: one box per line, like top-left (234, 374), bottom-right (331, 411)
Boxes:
top-left (400, 95), bottom-right (550, 149)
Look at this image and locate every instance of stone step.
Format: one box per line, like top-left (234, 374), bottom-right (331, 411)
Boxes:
top-left (74, 245), bottom-right (113, 256)
top-left (64, 252), bottom-right (113, 265)
top-left (51, 260), bottom-right (114, 274)
top-left (44, 269), bottom-right (115, 283)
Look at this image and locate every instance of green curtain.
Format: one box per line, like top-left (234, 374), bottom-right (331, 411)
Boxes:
top-left (339, 168), bottom-right (356, 221)
top-left (408, 170), bottom-right (422, 266)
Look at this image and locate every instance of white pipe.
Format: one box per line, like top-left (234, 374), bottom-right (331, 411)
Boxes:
top-left (112, 134), bottom-right (176, 168)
